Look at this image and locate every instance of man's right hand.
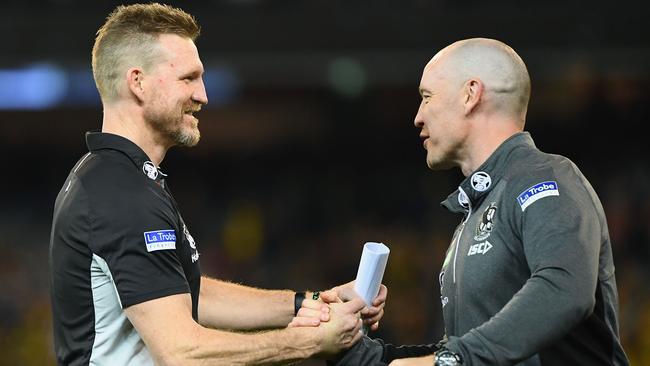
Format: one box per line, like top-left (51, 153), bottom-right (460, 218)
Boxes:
top-left (313, 297), bottom-right (366, 358)
top-left (321, 281), bottom-right (388, 332)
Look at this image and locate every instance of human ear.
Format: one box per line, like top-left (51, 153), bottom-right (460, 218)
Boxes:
top-left (463, 78), bottom-right (484, 115)
top-left (126, 67), bottom-right (146, 102)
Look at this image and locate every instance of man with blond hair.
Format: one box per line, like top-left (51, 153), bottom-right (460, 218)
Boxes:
top-left (49, 3), bottom-right (386, 365)
top-left (319, 38), bottom-right (629, 366)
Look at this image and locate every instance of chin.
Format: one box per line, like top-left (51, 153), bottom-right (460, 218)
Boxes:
top-left (426, 155), bottom-right (449, 171)
top-left (171, 127), bottom-right (201, 147)
top-left (183, 133), bottom-right (201, 147)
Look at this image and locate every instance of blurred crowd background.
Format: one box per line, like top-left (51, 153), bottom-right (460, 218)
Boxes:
top-left (1, 0), bottom-right (649, 365)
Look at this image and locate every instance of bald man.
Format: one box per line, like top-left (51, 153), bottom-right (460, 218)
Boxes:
top-left (323, 38), bottom-right (629, 366)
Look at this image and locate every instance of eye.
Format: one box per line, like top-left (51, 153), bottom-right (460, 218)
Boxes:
top-left (181, 73), bottom-right (200, 82)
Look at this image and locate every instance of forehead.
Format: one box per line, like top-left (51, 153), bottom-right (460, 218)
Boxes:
top-left (419, 59), bottom-right (442, 91)
top-left (155, 34), bottom-right (203, 71)
top-left (419, 47), bottom-right (459, 92)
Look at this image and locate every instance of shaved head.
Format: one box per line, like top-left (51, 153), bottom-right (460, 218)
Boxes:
top-left (414, 38), bottom-right (533, 174)
top-left (426, 38), bottom-right (531, 122)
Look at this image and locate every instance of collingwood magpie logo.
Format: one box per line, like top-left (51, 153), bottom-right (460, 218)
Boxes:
top-left (143, 161), bottom-right (158, 180)
top-left (470, 171), bottom-right (491, 192)
top-left (474, 202), bottom-right (497, 241)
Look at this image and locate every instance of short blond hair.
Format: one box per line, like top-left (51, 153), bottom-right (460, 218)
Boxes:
top-left (91, 3), bottom-right (200, 102)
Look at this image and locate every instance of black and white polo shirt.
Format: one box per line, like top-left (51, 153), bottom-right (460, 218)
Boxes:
top-left (49, 131), bottom-right (201, 365)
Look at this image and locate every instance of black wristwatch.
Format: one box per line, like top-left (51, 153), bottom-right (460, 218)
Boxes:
top-left (294, 292), bottom-right (306, 315)
top-left (434, 348), bottom-right (462, 366)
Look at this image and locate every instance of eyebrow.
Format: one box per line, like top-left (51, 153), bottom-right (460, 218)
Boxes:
top-left (180, 68), bottom-right (204, 79)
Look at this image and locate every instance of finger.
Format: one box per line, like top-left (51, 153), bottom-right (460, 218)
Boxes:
top-left (362, 308), bottom-right (384, 324)
top-left (297, 307), bottom-right (326, 320)
top-left (288, 316), bottom-right (321, 328)
top-left (301, 298), bottom-right (327, 310)
top-left (360, 303), bottom-right (384, 317)
top-left (372, 284), bottom-right (388, 306)
top-left (319, 290), bottom-right (341, 304)
top-left (319, 309), bottom-right (331, 322)
top-left (370, 321), bottom-right (379, 331)
top-left (337, 287), bottom-right (360, 302)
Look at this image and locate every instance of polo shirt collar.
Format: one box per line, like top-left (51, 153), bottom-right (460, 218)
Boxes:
top-left (442, 132), bottom-right (536, 214)
top-left (85, 131), bottom-right (168, 184)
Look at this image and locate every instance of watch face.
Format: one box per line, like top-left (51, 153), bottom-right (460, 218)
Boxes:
top-left (436, 350), bottom-right (460, 366)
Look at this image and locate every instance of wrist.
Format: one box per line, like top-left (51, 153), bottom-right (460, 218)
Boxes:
top-left (287, 326), bottom-right (321, 358)
top-left (433, 348), bottom-right (462, 366)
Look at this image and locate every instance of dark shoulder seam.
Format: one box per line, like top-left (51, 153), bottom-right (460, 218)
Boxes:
top-left (73, 152), bottom-right (93, 173)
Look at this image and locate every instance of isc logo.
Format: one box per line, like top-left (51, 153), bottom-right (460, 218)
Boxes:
top-left (467, 241), bottom-right (493, 256)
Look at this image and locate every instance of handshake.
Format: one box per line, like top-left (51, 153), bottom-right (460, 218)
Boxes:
top-left (288, 281), bottom-right (388, 360)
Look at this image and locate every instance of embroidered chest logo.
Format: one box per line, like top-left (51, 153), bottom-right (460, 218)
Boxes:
top-left (183, 224), bottom-right (200, 263)
top-left (143, 161), bottom-right (158, 180)
top-left (474, 202), bottom-right (497, 241)
top-left (470, 171), bottom-right (491, 192)
top-left (467, 241), bottom-right (493, 256)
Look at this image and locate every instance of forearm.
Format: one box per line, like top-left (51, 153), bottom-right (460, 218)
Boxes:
top-left (173, 326), bottom-right (320, 365)
top-left (330, 336), bottom-right (438, 366)
top-left (198, 276), bottom-right (296, 330)
top-left (127, 293), bottom-right (365, 366)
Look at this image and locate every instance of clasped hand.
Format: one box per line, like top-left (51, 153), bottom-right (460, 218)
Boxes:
top-left (289, 281), bottom-right (388, 331)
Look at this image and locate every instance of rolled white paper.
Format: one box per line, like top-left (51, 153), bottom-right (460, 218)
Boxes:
top-left (354, 242), bottom-right (390, 334)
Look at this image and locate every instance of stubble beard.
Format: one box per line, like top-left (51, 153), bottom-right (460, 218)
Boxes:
top-left (145, 102), bottom-right (201, 147)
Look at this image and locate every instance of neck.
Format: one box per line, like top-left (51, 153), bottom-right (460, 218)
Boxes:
top-left (459, 116), bottom-right (522, 177)
top-left (101, 101), bottom-right (170, 166)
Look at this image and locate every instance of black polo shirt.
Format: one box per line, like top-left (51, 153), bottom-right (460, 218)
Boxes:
top-left (49, 132), bottom-right (201, 366)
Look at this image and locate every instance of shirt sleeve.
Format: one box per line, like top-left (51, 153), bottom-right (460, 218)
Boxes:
top-left (445, 166), bottom-right (602, 365)
top-left (89, 191), bottom-right (190, 308)
top-left (328, 336), bottom-right (438, 366)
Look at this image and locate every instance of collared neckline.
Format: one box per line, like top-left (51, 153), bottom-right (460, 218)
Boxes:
top-left (85, 131), bottom-right (168, 184)
top-left (442, 132), bottom-right (536, 213)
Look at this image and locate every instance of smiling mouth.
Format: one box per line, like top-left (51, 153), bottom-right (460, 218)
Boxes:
top-left (184, 104), bottom-right (202, 116)
top-left (183, 109), bottom-right (202, 123)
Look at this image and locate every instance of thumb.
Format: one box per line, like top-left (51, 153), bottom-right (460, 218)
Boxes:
top-left (340, 297), bottom-right (366, 314)
top-left (319, 290), bottom-right (341, 303)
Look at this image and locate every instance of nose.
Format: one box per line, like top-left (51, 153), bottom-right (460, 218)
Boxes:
top-left (414, 102), bottom-right (424, 128)
top-left (193, 77), bottom-right (209, 105)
